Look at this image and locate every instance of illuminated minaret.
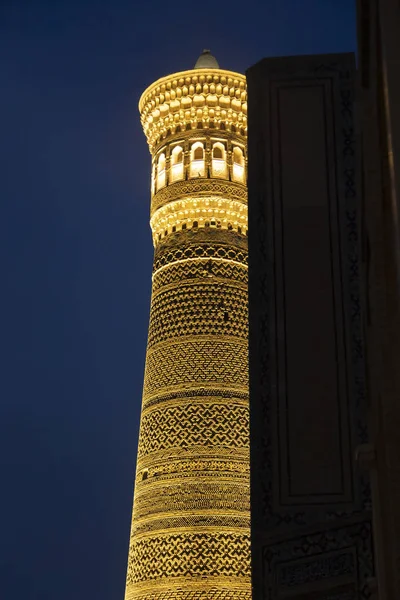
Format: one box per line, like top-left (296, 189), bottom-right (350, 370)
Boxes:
top-left (124, 50), bottom-right (250, 600)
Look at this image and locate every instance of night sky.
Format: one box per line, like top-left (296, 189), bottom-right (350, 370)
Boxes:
top-left (1, 1), bottom-right (356, 598)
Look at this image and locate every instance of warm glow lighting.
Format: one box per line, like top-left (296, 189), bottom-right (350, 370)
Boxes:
top-left (124, 56), bottom-right (250, 600)
top-left (190, 158), bottom-right (205, 178)
top-left (150, 196), bottom-right (247, 243)
top-left (157, 153), bottom-right (166, 190)
top-left (170, 146), bottom-right (184, 182)
top-left (152, 256), bottom-right (248, 280)
top-left (233, 162), bottom-right (245, 183)
top-left (171, 162), bottom-right (184, 182)
top-left (212, 158), bottom-right (228, 178)
top-left (157, 170), bottom-right (166, 190)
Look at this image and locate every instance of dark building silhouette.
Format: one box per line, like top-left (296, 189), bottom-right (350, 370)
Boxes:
top-left (356, 1), bottom-right (400, 598)
top-left (247, 54), bottom-right (375, 599)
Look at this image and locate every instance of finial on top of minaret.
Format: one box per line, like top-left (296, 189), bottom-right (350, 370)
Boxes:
top-left (194, 49), bottom-right (220, 69)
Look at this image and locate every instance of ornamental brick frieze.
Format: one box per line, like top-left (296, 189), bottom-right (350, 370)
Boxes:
top-left (139, 69), bottom-right (247, 152)
top-left (151, 178), bottom-right (247, 215)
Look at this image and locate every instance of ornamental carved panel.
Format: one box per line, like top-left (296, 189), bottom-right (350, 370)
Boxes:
top-left (247, 53), bottom-right (374, 600)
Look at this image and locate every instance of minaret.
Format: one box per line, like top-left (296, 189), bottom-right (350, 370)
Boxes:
top-left (124, 50), bottom-right (250, 600)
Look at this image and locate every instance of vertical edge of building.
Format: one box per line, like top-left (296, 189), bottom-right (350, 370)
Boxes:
top-left (357, 1), bottom-right (400, 598)
top-left (247, 53), bottom-right (375, 600)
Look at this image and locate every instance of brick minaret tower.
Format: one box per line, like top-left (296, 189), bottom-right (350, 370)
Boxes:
top-left (124, 50), bottom-right (250, 600)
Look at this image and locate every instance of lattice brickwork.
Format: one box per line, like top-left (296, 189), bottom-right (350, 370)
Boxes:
top-left (137, 401), bottom-right (249, 457)
top-left (143, 338), bottom-right (248, 399)
top-left (127, 531), bottom-right (251, 583)
top-left (153, 241), bottom-right (248, 271)
top-left (126, 585), bottom-right (251, 600)
top-left (147, 282), bottom-right (248, 347)
top-left (133, 479), bottom-right (250, 523)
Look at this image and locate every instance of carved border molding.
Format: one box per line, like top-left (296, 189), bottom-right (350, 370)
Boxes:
top-left (151, 178), bottom-right (247, 215)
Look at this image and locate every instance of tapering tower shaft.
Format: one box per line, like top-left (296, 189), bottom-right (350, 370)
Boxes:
top-left (125, 54), bottom-right (250, 600)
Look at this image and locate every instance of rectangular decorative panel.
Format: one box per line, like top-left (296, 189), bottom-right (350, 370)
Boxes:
top-left (261, 520), bottom-right (372, 600)
top-left (270, 79), bottom-right (351, 504)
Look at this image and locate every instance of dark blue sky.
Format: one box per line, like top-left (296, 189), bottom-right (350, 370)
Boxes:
top-left (1, 1), bottom-right (356, 598)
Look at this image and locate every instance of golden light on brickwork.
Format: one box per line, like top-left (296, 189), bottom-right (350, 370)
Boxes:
top-left (124, 50), bottom-right (250, 600)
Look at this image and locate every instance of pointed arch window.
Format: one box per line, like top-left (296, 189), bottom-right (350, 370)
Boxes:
top-left (212, 142), bottom-right (227, 179)
top-left (157, 153), bottom-right (166, 190)
top-left (190, 142), bottom-right (205, 178)
top-left (232, 146), bottom-right (245, 183)
top-left (170, 146), bottom-right (184, 182)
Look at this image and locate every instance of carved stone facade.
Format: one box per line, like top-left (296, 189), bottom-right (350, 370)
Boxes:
top-left (247, 54), bottom-right (374, 599)
top-left (124, 53), bottom-right (251, 600)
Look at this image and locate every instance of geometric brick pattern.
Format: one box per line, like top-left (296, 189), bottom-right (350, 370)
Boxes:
top-left (135, 455), bottom-right (250, 481)
top-left (143, 338), bottom-right (248, 398)
top-left (137, 401), bottom-right (249, 457)
top-left (128, 588), bottom-right (251, 600)
top-left (125, 224), bottom-right (250, 599)
top-left (126, 223), bottom-right (250, 598)
top-left (132, 479), bottom-right (250, 522)
top-left (126, 531), bottom-right (251, 583)
top-left (131, 514), bottom-right (250, 536)
top-left (154, 242), bottom-right (248, 272)
top-left (147, 282), bottom-right (248, 347)
top-left (152, 258), bottom-right (248, 291)
top-left (150, 178), bottom-right (247, 214)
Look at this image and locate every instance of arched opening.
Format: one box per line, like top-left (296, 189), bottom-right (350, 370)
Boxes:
top-left (190, 142), bottom-right (205, 178)
top-left (212, 142), bottom-right (227, 179)
top-left (232, 147), bottom-right (245, 183)
top-left (170, 145), bottom-right (184, 182)
top-left (194, 146), bottom-right (203, 160)
top-left (157, 153), bottom-right (166, 190)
